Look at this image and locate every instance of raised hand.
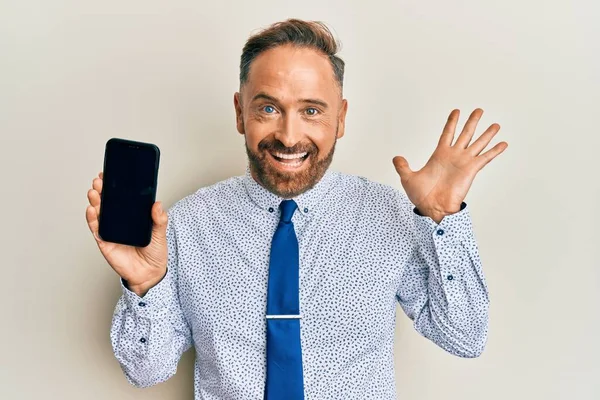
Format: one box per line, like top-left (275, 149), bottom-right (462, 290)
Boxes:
top-left (86, 171), bottom-right (168, 296)
top-left (393, 108), bottom-right (508, 223)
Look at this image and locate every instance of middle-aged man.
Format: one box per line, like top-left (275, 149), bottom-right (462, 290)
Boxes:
top-left (86, 18), bottom-right (508, 400)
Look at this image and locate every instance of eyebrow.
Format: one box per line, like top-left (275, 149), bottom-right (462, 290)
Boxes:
top-left (251, 92), bottom-right (329, 109)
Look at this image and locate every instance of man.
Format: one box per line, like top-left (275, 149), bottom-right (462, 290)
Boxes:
top-left (86, 18), bottom-right (508, 400)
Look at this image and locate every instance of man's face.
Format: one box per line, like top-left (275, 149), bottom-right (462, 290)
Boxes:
top-left (234, 44), bottom-right (348, 198)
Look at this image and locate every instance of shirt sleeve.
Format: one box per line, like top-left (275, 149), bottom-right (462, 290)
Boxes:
top-left (395, 192), bottom-right (490, 358)
top-left (109, 210), bottom-right (193, 387)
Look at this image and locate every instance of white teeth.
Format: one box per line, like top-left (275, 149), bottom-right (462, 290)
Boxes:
top-left (272, 152), bottom-right (307, 159)
top-left (276, 158), bottom-right (303, 166)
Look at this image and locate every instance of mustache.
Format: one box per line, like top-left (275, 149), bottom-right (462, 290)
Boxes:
top-left (258, 140), bottom-right (316, 155)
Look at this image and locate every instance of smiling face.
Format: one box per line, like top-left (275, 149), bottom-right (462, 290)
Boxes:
top-left (234, 44), bottom-right (348, 198)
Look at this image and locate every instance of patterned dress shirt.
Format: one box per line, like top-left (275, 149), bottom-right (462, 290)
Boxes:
top-left (110, 165), bottom-right (490, 399)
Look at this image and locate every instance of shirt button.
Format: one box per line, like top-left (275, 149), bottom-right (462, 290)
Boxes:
top-left (138, 302), bottom-right (146, 307)
top-left (447, 274), bottom-right (454, 281)
top-left (304, 207), bottom-right (309, 213)
top-left (140, 338), bottom-right (147, 343)
top-left (268, 207), bottom-right (274, 213)
top-left (436, 229), bottom-right (445, 235)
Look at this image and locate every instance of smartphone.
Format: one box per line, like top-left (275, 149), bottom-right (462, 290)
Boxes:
top-left (98, 138), bottom-right (160, 247)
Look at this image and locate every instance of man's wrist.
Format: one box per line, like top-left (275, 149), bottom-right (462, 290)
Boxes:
top-left (416, 202), bottom-right (464, 224)
top-left (415, 207), bottom-right (448, 224)
top-left (128, 283), bottom-right (152, 298)
top-left (126, 269), bottom-right (168, 298)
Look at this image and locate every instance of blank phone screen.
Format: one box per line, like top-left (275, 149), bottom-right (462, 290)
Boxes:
top-left (99, 140), bottom-right (159, 247)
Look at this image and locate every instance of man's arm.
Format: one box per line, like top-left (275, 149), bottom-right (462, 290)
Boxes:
top-left (395, 191), bottom-right (490, 358)
top-left (110, 211), bottom-right (193, 387)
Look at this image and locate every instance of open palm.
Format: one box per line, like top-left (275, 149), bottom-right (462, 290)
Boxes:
top-left (393, 108), bottom-right (508, 222)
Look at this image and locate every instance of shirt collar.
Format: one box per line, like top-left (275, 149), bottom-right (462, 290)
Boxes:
top-left (242, 164), bottom-right (338, 219)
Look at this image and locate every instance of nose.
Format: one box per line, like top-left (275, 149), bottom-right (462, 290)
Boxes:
top-left (273, 113), bottom-right (303, 148)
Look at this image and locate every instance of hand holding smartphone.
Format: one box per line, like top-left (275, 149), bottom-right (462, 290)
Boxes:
top-left (85, 138), bottom-right (168, 297)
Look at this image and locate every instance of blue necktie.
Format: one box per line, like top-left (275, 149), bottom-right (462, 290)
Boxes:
top-left (264, 200), bottom-right (304, 399)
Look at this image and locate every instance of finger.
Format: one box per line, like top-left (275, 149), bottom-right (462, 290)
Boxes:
top-left (85, 205), bottom-right (102, 242)
top-left (92, 177), bottom-right (103, 195)
top-left (454, 108), bottom-right (483, 149)
top-left (475, 141), bottom-right (508, 170)
top-left (468, 123), bottom-right (501, 156)
top-left (151, 201), bottom-right (168, 239)
top-left (87, 188), bottom-right (101, 215)
top-left (438, 109), bottom-right (460, 147)
top-left (392, 156), bottom-right (413, 182)
top-left (99, 171), bottom-right (103, 179)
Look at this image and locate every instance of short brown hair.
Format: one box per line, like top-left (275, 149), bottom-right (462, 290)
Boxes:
top-left (239, 18), bottom-right (345, 92)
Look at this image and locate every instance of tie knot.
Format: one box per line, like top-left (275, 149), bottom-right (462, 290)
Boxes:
top-left (279, 200), bottom-right (297, 223)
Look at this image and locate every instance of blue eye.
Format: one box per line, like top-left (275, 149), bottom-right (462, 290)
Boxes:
top-left (306, 108), bottom-right (318, 116)
top-left (264, 105), bottom-right (275, 113)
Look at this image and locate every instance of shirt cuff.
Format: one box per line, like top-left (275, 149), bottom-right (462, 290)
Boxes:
top-left (413, 202), bottom-right (473, 245)
top-left (120, 271), bottom-right (172, 319)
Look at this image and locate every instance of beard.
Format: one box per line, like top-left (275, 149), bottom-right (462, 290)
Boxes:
top-left (245, 127), bottom-right (338, 199)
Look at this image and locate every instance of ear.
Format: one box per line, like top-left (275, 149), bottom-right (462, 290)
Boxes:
top-left (234, 92), bottom-right (245, 135)
top-left (336, 99), bottom-right (348, 139)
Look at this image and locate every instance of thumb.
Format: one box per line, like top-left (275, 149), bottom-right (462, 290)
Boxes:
top-left (151, 201), bottom-right (168, 239)
top-left (392, 156), bottom-right (413, 180)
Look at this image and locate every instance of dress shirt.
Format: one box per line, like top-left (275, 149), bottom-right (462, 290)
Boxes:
top-left (110, 165), bottom-right (490, 399)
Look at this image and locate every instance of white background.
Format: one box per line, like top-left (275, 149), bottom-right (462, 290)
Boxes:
top-left (1, 1), bottom-right (598, 399)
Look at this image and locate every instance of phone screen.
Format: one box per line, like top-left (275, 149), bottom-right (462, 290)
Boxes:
top-left (99, 139), bottom-right (159, 247)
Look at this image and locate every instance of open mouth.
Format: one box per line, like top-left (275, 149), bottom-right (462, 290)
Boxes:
top-left (269, 151), bottom-right (310, 169)
top-left (269, 152), bottom-right (309, 167)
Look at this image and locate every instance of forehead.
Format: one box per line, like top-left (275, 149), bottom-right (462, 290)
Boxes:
top-left (244, 45), bottom-right (338, 102)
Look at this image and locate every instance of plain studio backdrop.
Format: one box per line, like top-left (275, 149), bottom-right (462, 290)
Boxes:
top-left (1, 1), bottom-right (598, 399)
